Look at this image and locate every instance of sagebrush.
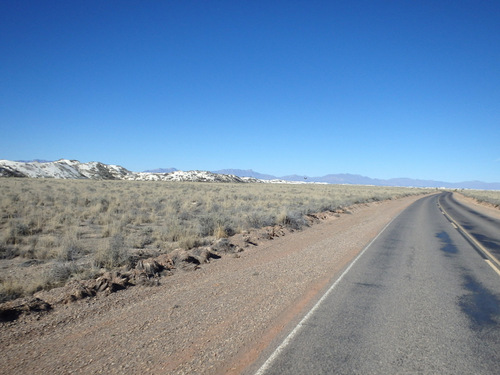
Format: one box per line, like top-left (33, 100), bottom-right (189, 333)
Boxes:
top-left (459, 189), bottom-right (500, 207)
top-left (0, 178), bottom-right (431, 301)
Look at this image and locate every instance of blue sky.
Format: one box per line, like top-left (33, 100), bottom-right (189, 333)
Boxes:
top-left (1, 1), bottom-right (499, 182)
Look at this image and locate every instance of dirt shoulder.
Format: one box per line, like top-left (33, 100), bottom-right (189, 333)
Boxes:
top-left (0, 194), bottom-right (425, 375)
top-left (453, 192), bottom-right (500, 220)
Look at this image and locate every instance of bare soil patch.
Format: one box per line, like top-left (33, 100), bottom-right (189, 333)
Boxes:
top-left (0, 195), bottom-right (424, 375)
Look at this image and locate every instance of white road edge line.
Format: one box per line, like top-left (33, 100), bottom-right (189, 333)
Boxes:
top-left (253, 211), bottom-right (404, 375)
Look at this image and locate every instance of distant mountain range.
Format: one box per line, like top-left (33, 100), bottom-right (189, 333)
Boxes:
top-left (0, 160), bottom-right (498, 189)
top-left (214, 169), bottom-right (277, 181)
top-left (214, 169), bottom-right (500, 190)
top-left (2, 159), bottom-right (130, 180)
top-left (0, 160), bottom-right (258, 183)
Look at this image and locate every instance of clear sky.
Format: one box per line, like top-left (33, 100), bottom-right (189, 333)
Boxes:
top-left (1, 1), bottom-right (499, 182)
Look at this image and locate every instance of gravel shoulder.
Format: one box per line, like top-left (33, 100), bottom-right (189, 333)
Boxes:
top-left (0, 195), bottom-right (425, 375)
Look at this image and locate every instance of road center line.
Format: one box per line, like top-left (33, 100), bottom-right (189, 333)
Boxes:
top-left (437, 196), bottom-right (500, 272)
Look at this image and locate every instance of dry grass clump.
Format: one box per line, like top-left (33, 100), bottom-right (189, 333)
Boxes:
top-left (459, 189), bottom-right (500, 207)
top-left (93, 234), bottom-right (129, 269)
top-left (0, 178), bottom-right (431, 301)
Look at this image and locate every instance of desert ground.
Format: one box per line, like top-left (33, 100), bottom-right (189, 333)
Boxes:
top-left (0, 190), bottom-right (430, 374)
top-left (0, 179), bottom-right (430, 303)
top-left (2, 181), bottom-right (497, 374)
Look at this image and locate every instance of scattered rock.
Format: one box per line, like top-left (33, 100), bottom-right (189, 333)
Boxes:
top-left (0, 297), bottom-right (51, 322)
top-left (169, 249), bottom-right (201, 270)
top-left (62, 280), bottom-right (97, 304)
top-left (135, 258), bottom-right (162, 275)
top-left (266, 226), bottom-right (286, 239)
top-left (211, 238), bottom-right (243, 254)
top-left (191, 247), bottom-right (221, 263)
top-left (95, 271), bottom-right (131, 295)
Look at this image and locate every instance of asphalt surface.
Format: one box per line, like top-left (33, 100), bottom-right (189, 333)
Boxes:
top-left (438, 191), bottom-right (500, 262)
top-left (252, 193), bottom-right (500, 374)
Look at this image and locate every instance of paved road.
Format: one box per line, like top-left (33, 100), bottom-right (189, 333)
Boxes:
top-left (252, 193), bottom-right (500, 374)
top-left (438, 191), bottom-right (500, 263)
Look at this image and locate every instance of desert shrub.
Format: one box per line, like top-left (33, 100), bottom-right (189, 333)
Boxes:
top-left (101, 220), bottom-right (124, 238)
top-left (4, 221), bottom-right (30, 245)
top-left (277, 210), bottom-right (308, 230)
top-left (164, 220), bottom-right (187, 242)
top-left (153, 227), bottom-right (172, 243)
top-left (37, 235), bottom-right (57, 248)
top-left (0, 177), bottom-right (432, 297)
top-left (0, 278), bottom-right (24, 303)
top-left (18, 246), bottom-right (36, 259)
top-left (48, 261), bottom-right (79, 284)
top-left (53, 212), bottom-right (75, 227)
top-left (459, 190), bottom-right (500, 207)
top-left (214, 224), bottom-right (229, 239)
top-left (0, 271), bottom-right (54, 302)
top-left (0, 244), bottom-right (20, 259)
top-left (178, 236), bottom-right (207, 250)
top-left (54, 235), bottom-right (84, 261)
top-left (132, 227), bottom-right (154, 249)
top-left (133, 212), bottom-right (153, 225)
top-left (178, 210), bottom-right (192, 221)
top-left (245, 212), bottom-right (276, 229)
top-left (72, 266), bottom-right (101, 281)
top-left (198, 214), bottom-right (235, 237)
top-left (97, 198), bottom-right (110, 213)
top-left (101, 226), bottom-right (111, 238)
top-left (94, 234), bottom-right (129, 269)
top-left (15, 222), bottom-right (30, 237)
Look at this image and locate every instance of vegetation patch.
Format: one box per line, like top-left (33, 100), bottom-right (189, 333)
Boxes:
top-left (0, 178), bottom-right (431, 305)
top-left (458, 190), bottom-right (500, 208)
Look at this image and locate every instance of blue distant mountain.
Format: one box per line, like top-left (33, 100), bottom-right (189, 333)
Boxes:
top-left (211, 169), bottom-right (500, 190)
top-left (10, 159), bottom-right (492, 190)
top-left (213, 169), bottom-right (277, 180)
top-left (15, 159), bottom-right (52, 163)
top-left (11, 159), bottom-right (495, 190)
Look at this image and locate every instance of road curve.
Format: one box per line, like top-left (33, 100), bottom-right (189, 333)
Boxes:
top-left (438, 192), bottom-right (500, 269)
top-left (250, 193), bottom-right (500, 374)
